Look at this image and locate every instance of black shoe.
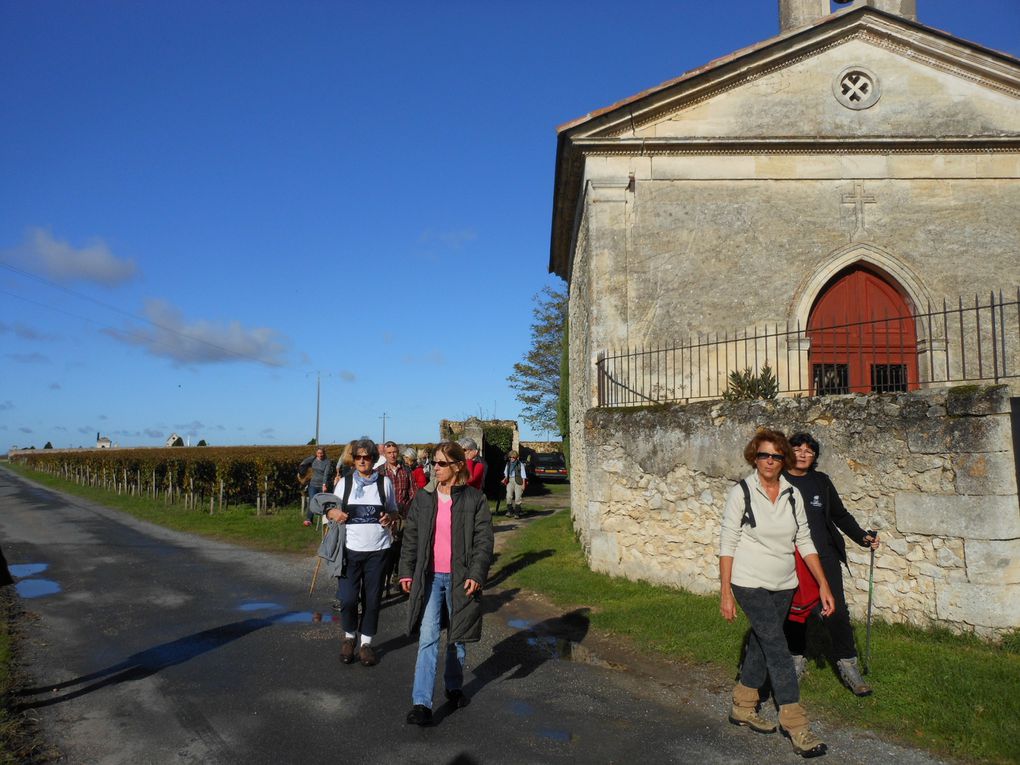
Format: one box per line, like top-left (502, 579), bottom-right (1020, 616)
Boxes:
top-left (331, 599), bottom-right (342, 612)
top-left (445, 689), bottom-right (469, 708)
top-left (406, 704), bottom-right (432, 726)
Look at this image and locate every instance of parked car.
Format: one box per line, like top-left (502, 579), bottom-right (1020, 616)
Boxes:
top-left (528, 452), bottom-right (569, 483)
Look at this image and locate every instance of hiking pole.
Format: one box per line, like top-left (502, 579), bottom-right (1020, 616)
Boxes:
top-left (863, 530), bottom-right (876, 675)
top-left (308, 521), bottom-right (328, 596)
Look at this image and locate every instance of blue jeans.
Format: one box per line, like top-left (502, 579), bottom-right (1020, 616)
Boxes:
top-left (412, 572), bottom-right (466, 708)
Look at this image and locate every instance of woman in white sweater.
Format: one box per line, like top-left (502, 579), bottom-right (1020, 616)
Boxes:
top-left (719, 429), bottom-right (834, 759)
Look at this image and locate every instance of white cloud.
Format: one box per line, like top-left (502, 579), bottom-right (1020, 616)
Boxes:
top-left (418, 228), bottom-right (477, 250)
top-left (49, 382), bottom-right (61, 390)
top-left (339, 370), bottom-right (356, 382)
top-left (103, 299), bottom-right (289, 366)
top-left (77, 426), bottom-right (93, 435)
top-left (401, 350), bottom-right (446, 366)
top-left (6, 352), bottom-right (49, 364)
top-left (144, 428), bottom-right (163, 439)
top-left (10, 227), bottom-right (137, 286)
top-left (0, 401), bottom-right (12, 411)
top-left (19, 427), bottom-right (32, 434)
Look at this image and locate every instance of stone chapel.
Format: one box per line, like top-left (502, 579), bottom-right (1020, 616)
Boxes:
top-left (549, 0), bottom-right (1020, 633)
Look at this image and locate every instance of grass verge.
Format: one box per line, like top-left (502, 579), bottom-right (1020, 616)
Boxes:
top-left (492, 509), bottom-right (1020, 765)
top-left (1, 463), bottom-right (321, 556)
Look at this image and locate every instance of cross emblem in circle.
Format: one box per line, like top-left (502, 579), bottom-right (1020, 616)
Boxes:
top-left (841, 73), bottom-right (871, 102)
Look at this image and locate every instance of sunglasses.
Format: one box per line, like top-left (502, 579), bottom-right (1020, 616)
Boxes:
top-left (755, 452), bottom-right (785, 462)
top-left (433, 459), bottom-right (459, 468)
top-left (353, 454), bottom-right (373, 462)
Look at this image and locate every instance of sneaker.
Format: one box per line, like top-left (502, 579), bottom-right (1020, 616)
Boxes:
top-left (445, 688), bottom-right (469, 708)
top-left (406, 704), bottom-right (432, 726)
top-left (836, 657), bottom-right (873, 697)
top-left (359, 644), bottom-right (377, 667)
top-left (331, 599), bottom-right (342, 612)
top-left (780, 724), bottom-right (827, 758)
top-left (340, 637), bottom-right (357, 665)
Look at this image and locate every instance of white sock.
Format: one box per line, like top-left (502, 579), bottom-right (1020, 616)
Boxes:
top-left (344, 632), bottom-right (356, 640)
top-left (360, 635), bottom-right (373, 647)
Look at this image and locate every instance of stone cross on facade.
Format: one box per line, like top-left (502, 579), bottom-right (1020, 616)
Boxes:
top-left (841, 181), bottom-right (877, 240)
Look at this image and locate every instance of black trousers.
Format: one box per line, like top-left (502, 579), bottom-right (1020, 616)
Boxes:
top-left (784, 554), bottom-right (858, 660)
top-left (337, 548), bottom-right (388, 637)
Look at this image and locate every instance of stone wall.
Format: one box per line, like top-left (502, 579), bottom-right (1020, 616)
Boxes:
top-left (578, 385), bottom-right (1019, 636)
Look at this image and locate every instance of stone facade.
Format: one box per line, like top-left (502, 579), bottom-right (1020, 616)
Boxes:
top-left (580, 386), bottom-right (1018, 635)
top-left (550, 5), bottom-right (1020, 637)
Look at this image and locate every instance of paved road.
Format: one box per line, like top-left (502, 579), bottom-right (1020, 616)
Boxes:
top-left (0, 468), bottom-right (947, 764)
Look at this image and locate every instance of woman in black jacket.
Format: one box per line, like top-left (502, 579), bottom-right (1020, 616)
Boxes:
top-left (783, 433), bottom-right (880, 696)
top-left (399, 441), bottom-right (493, 726)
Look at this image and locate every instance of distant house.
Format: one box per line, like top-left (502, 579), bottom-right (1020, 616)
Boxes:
top-left (165, 433), bottom-right (184, 448)
top-left (96, 433), bottom-right (112, 449)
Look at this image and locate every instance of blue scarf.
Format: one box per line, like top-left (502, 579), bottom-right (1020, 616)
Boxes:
top-left (352, 470), bottom-right (379, 500)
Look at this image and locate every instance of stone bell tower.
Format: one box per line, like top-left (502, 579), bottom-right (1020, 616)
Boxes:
top-left (779, 0), bottom-right (917, 32)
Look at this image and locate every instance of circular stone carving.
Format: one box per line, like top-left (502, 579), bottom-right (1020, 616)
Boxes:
top-left (833, 66), bottom-right (881, 110)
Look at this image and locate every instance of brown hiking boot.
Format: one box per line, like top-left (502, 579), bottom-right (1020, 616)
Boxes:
top-left (728, 683), bottom-right (776, 734)
top-left (837, 657), bottom-right (873, 697)
top-left (340, 637), bottom-right (357, 665)
top-left (779, 703), bottom-right (827, 758)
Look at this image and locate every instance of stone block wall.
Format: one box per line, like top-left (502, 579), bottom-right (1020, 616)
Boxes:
top-left (579, 385), bottom-right (1019, 636)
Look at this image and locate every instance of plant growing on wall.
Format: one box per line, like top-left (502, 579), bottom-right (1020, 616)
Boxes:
top-left (722, 364), bottom-right (779, 401)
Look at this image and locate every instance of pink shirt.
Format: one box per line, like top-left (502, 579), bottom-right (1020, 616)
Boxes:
top-left (432, 492), bottom-right (453, 574)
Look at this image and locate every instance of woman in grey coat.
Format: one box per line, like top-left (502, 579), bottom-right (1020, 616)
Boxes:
top-left (399, 440), bottom-right (493, 726)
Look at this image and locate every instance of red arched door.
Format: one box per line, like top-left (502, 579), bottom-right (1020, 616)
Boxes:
top-left (808, 268), bottom-right (918, 394)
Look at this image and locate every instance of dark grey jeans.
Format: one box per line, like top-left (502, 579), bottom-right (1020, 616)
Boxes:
top-left (732, 584), bottom-right (799, 705)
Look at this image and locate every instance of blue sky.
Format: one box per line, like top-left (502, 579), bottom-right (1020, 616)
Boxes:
top-left (2, 1), bottom-right (1018, 449)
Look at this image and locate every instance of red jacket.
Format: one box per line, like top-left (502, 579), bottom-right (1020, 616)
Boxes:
top-left (466, 459), bottom-right (485, 491)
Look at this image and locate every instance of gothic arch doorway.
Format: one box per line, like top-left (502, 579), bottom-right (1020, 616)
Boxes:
top-left (808, 266), bottom-right (919, 394)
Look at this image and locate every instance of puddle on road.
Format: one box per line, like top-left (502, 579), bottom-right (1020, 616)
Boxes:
top-left (237, 603), bottom-right (338, 624)
top-left (505, 619), bottom-right (619, 669)
top-left (508, 700), bottom-right (534, 717)
top-left (9, 563), bottom-right (48, 578)
top-left (238, 602), bottom-right (282, 612)
top-left (16, 579), bottom-right (62, 599)
top-left (537, 728), bottom-right (573, 743)
top-left (275, 611), bottom-right (339, 624)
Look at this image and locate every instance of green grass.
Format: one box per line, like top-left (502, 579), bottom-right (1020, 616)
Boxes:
top-left (493, 509), bottom-right (1020, 765)
top-left (2, 464), bottom-right (320, 556)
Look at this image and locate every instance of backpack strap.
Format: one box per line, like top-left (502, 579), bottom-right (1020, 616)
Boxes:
top-left (341, 475), bottom-right (353, 512)
top-left (739, 479), bottom-right (756, 528)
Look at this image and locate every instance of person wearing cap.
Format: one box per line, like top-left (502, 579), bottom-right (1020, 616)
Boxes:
top-left (783, 432), bottom-right (880, 697)
top-left (501, 450), bottom-right (528, 518)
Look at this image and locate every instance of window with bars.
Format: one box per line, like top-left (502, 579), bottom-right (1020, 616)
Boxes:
top-left (813, 364), bottom-right (849, 395)
top-left (871, 364), bottom-right (908, 393)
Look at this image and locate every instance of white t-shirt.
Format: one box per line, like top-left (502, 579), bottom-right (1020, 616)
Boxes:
top-left (333, 475), bottom-right (397, 552)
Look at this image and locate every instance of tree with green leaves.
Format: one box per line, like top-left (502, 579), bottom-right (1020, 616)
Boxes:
top-left (508, 282), bottom-right (568, 434)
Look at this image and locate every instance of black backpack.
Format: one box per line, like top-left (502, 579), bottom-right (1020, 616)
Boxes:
top-left (339, 475), bottom-right (388, 513)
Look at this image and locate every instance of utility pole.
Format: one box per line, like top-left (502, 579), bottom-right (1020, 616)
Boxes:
top-left (315, 372), bottom-right (321, 445)
top-left (379, 412), bottom-right (389, 444)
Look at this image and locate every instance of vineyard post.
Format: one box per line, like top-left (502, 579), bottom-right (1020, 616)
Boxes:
top-left (219, 480), bottom-right (224, 512)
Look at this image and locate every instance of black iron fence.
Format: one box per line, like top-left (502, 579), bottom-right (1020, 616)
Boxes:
top-left (596, 289), bottom-right (1020, 407)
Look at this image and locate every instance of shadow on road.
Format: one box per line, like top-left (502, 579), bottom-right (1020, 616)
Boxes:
top-left (16, 613), bottom-right (298, 710)
top-left (427, 607), bottom-right (590, 726)
top-left (485, 549), bottom-right (554, 590)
